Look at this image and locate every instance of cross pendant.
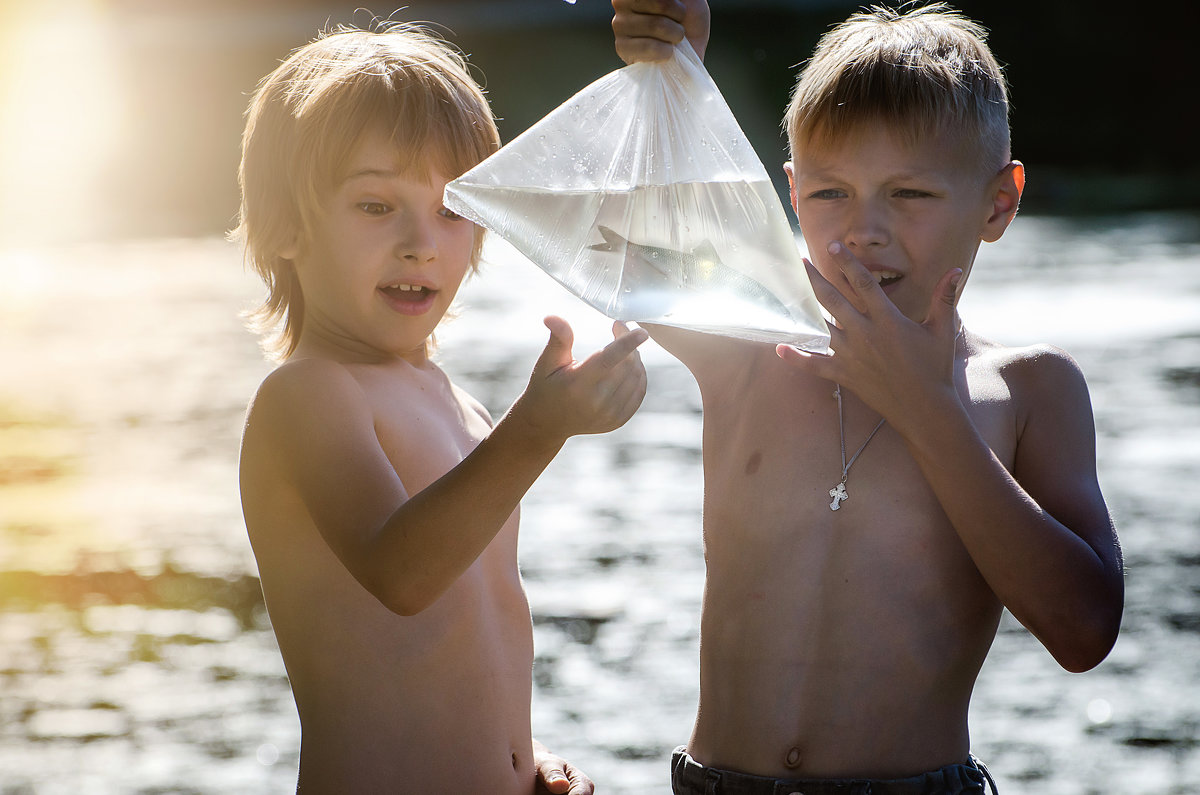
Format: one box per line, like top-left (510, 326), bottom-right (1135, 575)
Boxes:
top-left (829, 481), bottom-right (848, 511)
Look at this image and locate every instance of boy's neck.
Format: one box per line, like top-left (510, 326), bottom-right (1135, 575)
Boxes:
top-left (291, 331), bottom-right (431, 369)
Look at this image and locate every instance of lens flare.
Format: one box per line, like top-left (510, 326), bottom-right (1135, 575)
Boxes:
top-left (0, 1), bottom-right (128, 243)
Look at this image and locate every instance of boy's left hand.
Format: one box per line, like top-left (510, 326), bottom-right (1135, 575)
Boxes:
top-left (776, 240), bottom-right (963, 436)
top-left (613, 0), bottom-right (711, 63)
top-left (533, 740), bottom-right (595, 794)
top-left (514, 316), bottom-right (649, 448)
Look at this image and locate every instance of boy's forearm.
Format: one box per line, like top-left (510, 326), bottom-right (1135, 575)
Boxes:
top-left (363, 321), bottom-right (646, 615)
top-left (902, 398), bottom-right (1123, 672)
top-left (368, 415), bottom-right (566, 615)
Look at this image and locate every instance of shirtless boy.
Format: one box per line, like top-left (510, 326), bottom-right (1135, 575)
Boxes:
top-left (611, 2), bottom-right (1124, 792)
top-left (235, 23), bottom-right (648, 793)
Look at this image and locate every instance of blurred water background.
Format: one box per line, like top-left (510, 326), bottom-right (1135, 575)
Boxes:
top-left (2, 212), bottom-right (1198, 795)
top-left (1, 1), bottom-right (1198, 793)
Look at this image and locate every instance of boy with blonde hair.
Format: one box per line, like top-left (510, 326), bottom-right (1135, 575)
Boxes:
top-left (235, 22), bottom-right (649, 793)
top-left (612, 2), bottom-right (1123, 792)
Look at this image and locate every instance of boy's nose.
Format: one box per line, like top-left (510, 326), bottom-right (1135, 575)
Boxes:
top-left (844, 201), bottom-right (889, 250)
top-left (395, 220), bottom-right (438, 262)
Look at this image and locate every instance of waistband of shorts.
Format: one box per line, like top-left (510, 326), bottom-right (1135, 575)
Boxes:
top-left (670, 746), bottom-right (993, 795)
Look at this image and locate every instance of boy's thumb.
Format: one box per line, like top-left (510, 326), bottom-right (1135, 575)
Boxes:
top-left (536, 315), bottom-right (575, 373)
top-left (942, 269), bottom-right (963, 305)
top-left (925, 268), bottom-right (962, 327)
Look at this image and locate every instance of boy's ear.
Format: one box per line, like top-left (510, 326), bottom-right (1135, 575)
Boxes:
top-left (783, 161), bottom-right (799, 216)
top-left (982, 160), bottom-right (1025, 243)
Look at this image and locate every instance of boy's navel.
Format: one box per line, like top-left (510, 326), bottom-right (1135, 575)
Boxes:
top-left (744, 450), bottom-right (763, 475)
top-left (784, 745), bottom-right (803, 769)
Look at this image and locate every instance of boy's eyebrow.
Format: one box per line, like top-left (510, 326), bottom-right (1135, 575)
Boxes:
top-left (341, 166), bottom-right (438, 187)
top-left (342, 167), bottom-right (401, 182)
top-left (796, 164), bottom-right (943, 183)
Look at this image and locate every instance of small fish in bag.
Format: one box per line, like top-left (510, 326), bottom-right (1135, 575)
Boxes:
top-left (444, 41), bottom-right (829, 349)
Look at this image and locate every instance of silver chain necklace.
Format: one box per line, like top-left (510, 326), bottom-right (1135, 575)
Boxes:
top-left (828, 384), bottom-right (886, 511)
top-left (826, 323), bottom-right (966, 511)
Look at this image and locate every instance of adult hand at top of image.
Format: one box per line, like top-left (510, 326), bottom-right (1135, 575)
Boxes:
top-left (777, 241), bottom-right (964, 439)
top-left (509, 316), bottom-right (649, 449)
top-left (612, 0), bottom-right (710, 63)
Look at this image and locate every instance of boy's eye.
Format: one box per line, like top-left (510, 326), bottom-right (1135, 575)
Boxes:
top-left (357, 202), bottom-right (390, 216)
top-left (807, 189), bottom-right (846, 200)
top-left (893, 188), bottom-right (933, 199)
top-left (438, 206), bottom-right (464, 221)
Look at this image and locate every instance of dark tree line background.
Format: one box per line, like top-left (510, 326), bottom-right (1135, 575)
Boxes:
top-left (5, 0), bottom-right (1195, 243)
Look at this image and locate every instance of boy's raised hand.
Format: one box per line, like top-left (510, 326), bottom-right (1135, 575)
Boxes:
top-left (613, 0), bottom-right (711, 63)
top-left (776, 241), bottom-right (963, 438)
top-left (512, 316), bottom-right (648, 448)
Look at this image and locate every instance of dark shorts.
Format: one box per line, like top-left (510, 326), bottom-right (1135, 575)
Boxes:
top-left (670, 747), bottom-right (996, 795)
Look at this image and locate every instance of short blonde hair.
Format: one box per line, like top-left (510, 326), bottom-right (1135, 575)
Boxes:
top-left (785, 3), bottom-right (1009, 173)
top-left (233, 22), bottom-right (500, 360)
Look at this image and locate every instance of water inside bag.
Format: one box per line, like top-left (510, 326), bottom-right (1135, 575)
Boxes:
top-left (443, 39), bottom-right (829, 350)
top-left (447, 178), bottom-right (828, 346)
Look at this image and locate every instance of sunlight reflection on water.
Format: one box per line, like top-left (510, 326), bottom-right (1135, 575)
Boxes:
top-left (0, 215), bottom-right (1197, 793)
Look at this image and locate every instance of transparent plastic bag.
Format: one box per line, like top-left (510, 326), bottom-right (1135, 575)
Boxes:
top-left (444, 41), bottom-right (829, 350)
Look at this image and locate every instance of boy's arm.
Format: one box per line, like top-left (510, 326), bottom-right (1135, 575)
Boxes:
top-left (779, 246), bottom-right (1123, 672)
top-left (612, 1), bottom-right (789, 381)
top-left (642, 322), bottom-right (771, 386)
top-left (904, 339), bottom-right (1122, 673)
top-left (246, 318), bottom-right (647, 616)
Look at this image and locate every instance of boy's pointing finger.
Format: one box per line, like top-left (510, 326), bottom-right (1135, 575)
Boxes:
top-left (592, 323), bottom-right (649, 369)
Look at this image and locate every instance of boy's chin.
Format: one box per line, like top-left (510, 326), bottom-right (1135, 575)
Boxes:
top-left (890, 297), bottom-right (929, 324)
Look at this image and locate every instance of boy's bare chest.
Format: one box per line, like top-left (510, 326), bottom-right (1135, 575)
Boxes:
top-left (699, 363), bottom-right (1017, 544)
top-left (363, 373), bottom-right (491, 494)
top-left (705, 406), bottom-right (935, 540)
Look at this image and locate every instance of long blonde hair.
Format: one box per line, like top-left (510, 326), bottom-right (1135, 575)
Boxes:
top-left (232, 21), bottom-right (500, 360)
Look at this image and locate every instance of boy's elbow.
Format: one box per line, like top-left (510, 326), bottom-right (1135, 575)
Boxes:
top-left (389, 601), bottom-right (429, 618)
top-left (379, 583), bottom-right (440, 617)
top-left (1051, 604), bottom-right (1123, 674)
top-left (1048, 561), bottom-right (1125, 673)
top-left (364, 573), bottom-right (441, 617)
top-left (1055, 641), bottom-right (1111, 674)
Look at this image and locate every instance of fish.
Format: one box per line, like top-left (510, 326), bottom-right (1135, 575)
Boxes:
top-left (588, 225), bottom-right (791, 319)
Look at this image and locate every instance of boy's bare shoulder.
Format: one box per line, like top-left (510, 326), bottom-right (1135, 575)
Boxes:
top-left (240, 357), bottom-right (400, 485)
top-left (972, 335), bottom-right (1086, 383)
top-left (256, 356), bottom-right (359, 393)
top-left (968, 335), bottom-right (1093, 418)
top-left (247, 357), bottom-right (369, 432)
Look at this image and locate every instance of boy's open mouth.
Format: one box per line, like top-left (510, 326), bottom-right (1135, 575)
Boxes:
top-left (381, 284), bottom-right (433, 302)
top-left (873, 271), bottom-right (902, 288)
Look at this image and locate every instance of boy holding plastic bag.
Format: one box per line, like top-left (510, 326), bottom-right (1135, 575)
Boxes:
top-left (611, 2), bottom-right (1122, 794)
